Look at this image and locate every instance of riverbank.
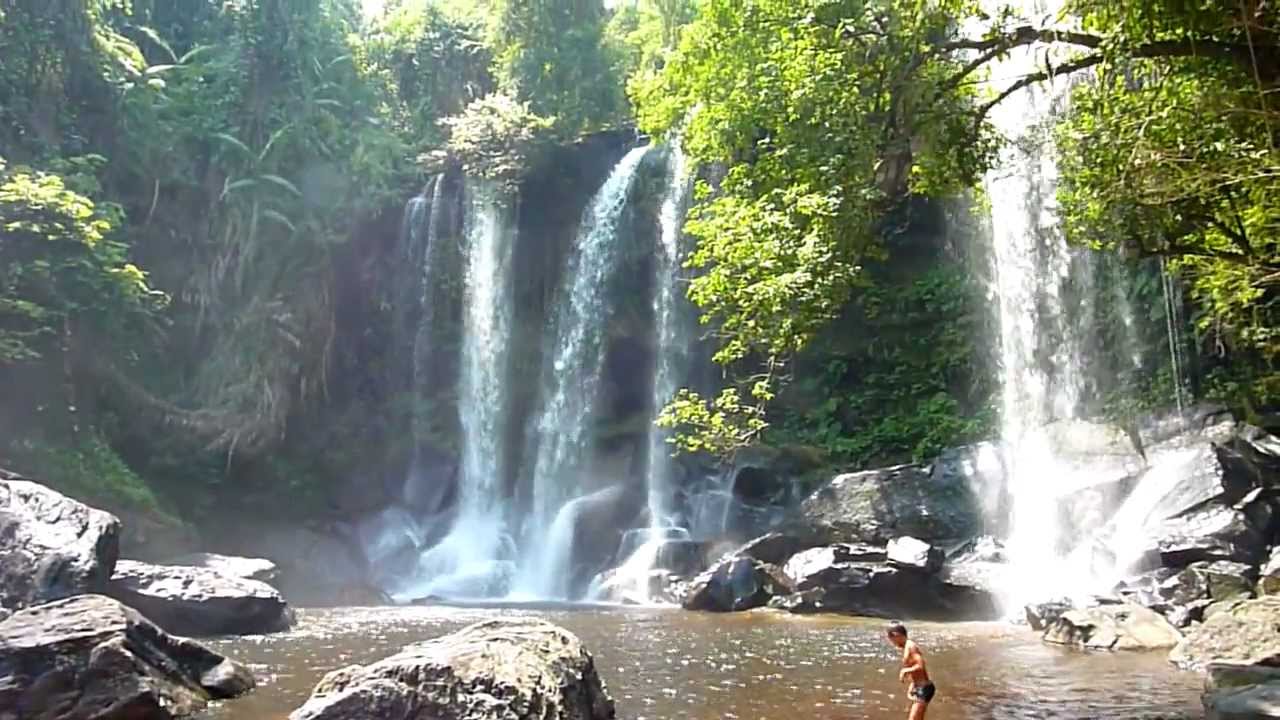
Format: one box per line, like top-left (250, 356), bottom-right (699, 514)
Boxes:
top-left (199, 605), bottom-right (1203, 720)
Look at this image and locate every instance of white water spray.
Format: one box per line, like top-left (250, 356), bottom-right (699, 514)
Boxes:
top-left (514, 146), bottom-right (653, 599)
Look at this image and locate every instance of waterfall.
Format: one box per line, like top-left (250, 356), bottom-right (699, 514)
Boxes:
top-left (592, 143), bottom-right (697, 604)
top-left (395, 177), bottom-right (519, 600)
top-left (981, 0), bottom-right (1104, 607)
top-left (404, 174), bottom-right (447, 510)
top-left (512, 145), bottom-right (653, 599)
top-left (647, 144), bottom-right (694, 532)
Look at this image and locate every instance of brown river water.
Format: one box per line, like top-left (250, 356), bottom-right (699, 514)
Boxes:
top-left (200, 605), bottom-right (1204, 720)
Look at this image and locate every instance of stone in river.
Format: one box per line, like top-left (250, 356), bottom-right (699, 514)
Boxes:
top-left (1204, 683), bottom-right (1280, 720)
top-left (1041, 604), bottom-right (1183, 651)
top-left (107, 559), bottom-right (293, 636)
top-left (289, 618), bottom-right (614, 720)
top-left (0, 475), bottom-right (121, 611)
top-left (683, 556), bottom-right (788, 612)
top-left (1170, 596), bottom-right (1280, 670)
top-left (1259, 548), bottom-right (1280, 597)
top-left (0, 594), bottom-right (254, 719)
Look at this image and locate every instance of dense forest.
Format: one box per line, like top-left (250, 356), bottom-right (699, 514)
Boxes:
top-left (0, 0), bottom-right (1276, 545)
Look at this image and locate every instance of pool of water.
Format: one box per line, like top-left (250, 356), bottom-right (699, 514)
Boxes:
top-left (200, 605), bottom-right (1203, 720)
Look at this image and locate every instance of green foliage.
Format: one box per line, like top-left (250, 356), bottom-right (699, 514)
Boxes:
top-left (15, 431), bottom-right (177, 523)
top-left (0, 156), bottom-right (161, 364)
top-left (1056, 1), bottom-right (1280, 404)
top-left (489, 0), bottom-right (626, 135)
top-left (442, 93), bottom-right (556, 183)
top-left (657, 386), bottom-right (768, 457)
top-left (360, 1), bottom-right (492, 147)
top-left (768, 262), bottom-right (995, 465)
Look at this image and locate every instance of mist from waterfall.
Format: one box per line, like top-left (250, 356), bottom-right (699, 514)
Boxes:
top-left (981, 0), bottom-right (1111, 607)
top-left (512, 145), bottom-right (653, 599)
top-left (395, 178), bottom-right (519, 600)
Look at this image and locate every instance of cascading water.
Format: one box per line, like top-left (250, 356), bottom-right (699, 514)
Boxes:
top-left (512, 145), bottom-right (653, 599)
top-left (395, 178), bottom-right (519, 600)
top-left (404, 173), bottom-right (448, 511)
top-left (981, 0), bottom-right (1128, 607)
top-left (595, 144), bottom-right (697, 604)
top-left (646, 144), bottom-right (694, 534)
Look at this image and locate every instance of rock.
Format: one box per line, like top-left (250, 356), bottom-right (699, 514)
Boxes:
top-left (289, 618), bottom-right (614, 720)
top-left (0, 477), bottom-right (121, 611)
top-left (1204, 683), bottom-right (1280, 720)
top-left (794, 462), bottom-right (981, 546)
top-left (887, 536), bottom-right (943, 572)
top-left (1208, 662), bottom-right (1280, 692)
top-left (1259, 548), bottom-right (1280, 596)
top-left (1156, 505), bottom-right (1268, 567)
top-left (166, 552), bottom-right (280, 584)
top-left (0, 594), bottom-right (254, 719)
top-left (683, 556), bottom-right (787, 612)
top-left (731, 531), bottom-right (827, 566)
top-left (1170, 596), bottom-right (1280, 670)
top-left (1201, 560), bottom-right (1259, 601)
top-left (1025, 600), bottom-right (1073, 632)
top-left (1042, 604), bottom-right (1183, 651)
top-left (107, 560), bottom-right (293, 636)
top-left (1159, 565), bottom-right (1211, 606)
top-left (783, 544), bottom-right (888, 590)
top-left (777, 545), bottom-right (999, 620)
top-left (930, 443), bottom-right (1007, 535)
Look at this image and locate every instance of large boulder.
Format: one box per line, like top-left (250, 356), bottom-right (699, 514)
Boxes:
top-left (289, 618), bottom-right (614, 720)
top-left (0, 476), bottom-right (121, 611)
top-left (1155, 504), bottom-right (1268, 567)
top-left (683, 556), bottom-right (788, 612)
top-left (779, 545), bottom-right (999, 620)
top-left (107, 560), bottom-right (293, 636)
top-left (1042, 603), bottom-right (1183, 651)
top-left (730, 531), bottom-right (827, 566)
top-left (794, 463), bottom-right (981, 546)
top-left (1170, 596), bottom-right (1280, 670)
top-left (166, 552), bottom-right (280, 584)
top-left (226, 523), bottom-right (383, 606)
top-left (0, 594), bottom-right (254, 719)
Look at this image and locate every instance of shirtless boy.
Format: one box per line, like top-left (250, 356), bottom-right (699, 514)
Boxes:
top-left (886, 622), bottom-right (935, 720)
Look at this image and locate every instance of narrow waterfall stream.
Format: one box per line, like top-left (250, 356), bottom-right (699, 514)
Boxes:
top-left (397, 178), bottom-right (519, 600)
top-left (514, 145), bottom-right (653, 599)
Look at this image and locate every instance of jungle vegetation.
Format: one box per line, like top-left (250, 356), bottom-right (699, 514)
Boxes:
top-left (0, 0), bottom-right (1274, 525)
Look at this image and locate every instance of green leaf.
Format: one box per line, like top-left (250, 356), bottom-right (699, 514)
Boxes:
top-left (257, 174), bottom-right (302, 198)
top-left (260, 209), bottom-right (296, 233)
top-left (212, 133), bottom-right (254, 161)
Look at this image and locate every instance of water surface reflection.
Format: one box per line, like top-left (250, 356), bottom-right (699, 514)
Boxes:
top-left (201, 605), bottom-right (1202, 720)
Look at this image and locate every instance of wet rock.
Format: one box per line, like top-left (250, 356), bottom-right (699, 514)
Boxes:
top-left (166, 552), bottom-right (280, 584)
top-left (1042, 604), bottom-right (1183, 651)
top-left (731, 531), bottom-right (827, 566)
top-left (108, 560), bottom-right (293, 636)
top-left (651, 539), bottom-right (714, 578)
top-left (1025, 600), bottom-right (1073, 632)
top-left (1204, 683), bottom-right (1280, 720)
top-left (289, 618), bottom-right (614, 720)
top-left (1159, 565), bottom-right (1211, 606)
top-left (887, 536), bottom-right (943, 572)
top-left (683, 556), bottom-right (788, 612)
top-left (1156, 505), bottom-right (1267, 567)
top-left (1208, 661), bottom-right (1280, 692)
top-left (1170, 596), bottom-right (1280, 670)
top-left (1259, 549), bottom-right (1280, 596)
top-left (930, 443), bottom-right (1006, 535)
top-left (794, 463), bottom-right (980, 546)
top-left (0, 476), bottom-right (121, 611)
top-left (1115, 567), bottom-right (1179, 607)
top-left (0, 594), bottom-right (254, 719)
